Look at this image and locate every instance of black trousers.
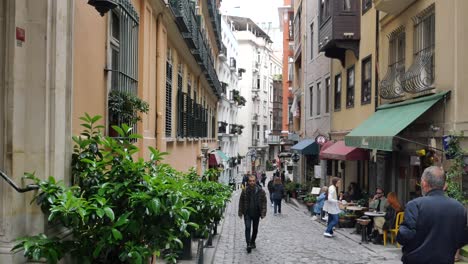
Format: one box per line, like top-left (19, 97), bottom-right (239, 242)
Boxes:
top-left (244, 214), bottom-right (260, 245)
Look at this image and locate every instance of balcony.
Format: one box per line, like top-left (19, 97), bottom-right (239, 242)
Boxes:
top-left (318, 0), bottom-right (360, 66)
top-left (207, 0), bottom-right (222, 48)
top-left (267, 135), bottom-right (281, 145)
top-left (373, 0), bottom-right (417, 15)
top-left (229, 57), bottom-right (237, 72)
top-left (402, 48), bottom-right (435, 94)
top-left (220, 82), bottom-right (228, 95)
top-left (379, 62), bottom-right (405, 100)
top-left (169, 0), bottom-right (192, 32)
top-left (219, 43), bottom-right (227, 61)
top-left (252, 113), bottom-right (259, 123)
top-left (218, 121), bottom-right (228, 134)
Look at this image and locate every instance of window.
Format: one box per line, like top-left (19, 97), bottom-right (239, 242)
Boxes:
top-left (361, 56), bottom-right (372, 104)
top-left (343, 0), bottom-right (352, 11)
top-left (310, 23), bottom-right (314, 60)
top-left (325, 77), bottom-right (330, 113)
top-left (165, 49), bottom-right (173, 137)
top-left (320, 0), bottom-right (331, 25)
top-left (309, 86), bottom-right (314, 117)
top-left (334, 74), bottom-right (342, 111)
top-left (257, 77), bottom-right (261, 89)
top-left (317, 82), bottom-right (321, 116)
top-left (263, 125), bottom-right (268, 142)
top-left (413, 7), bottom-right (435, 85)
top-left (108, 3), bottom-right (139, 134)
top-left (257, 125), bottom-right (260, 139)
top-left (177, 64), bottom-right (185, 138)
top-left (362, 0), bottom-right (372, 14)
top-left (346, 66), bottom-right (355, 108)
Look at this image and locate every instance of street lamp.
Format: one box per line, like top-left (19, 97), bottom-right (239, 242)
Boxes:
top-left (87, 0), bottom-right (118, 16)
top-left (201, 143), bottom-right (210, 173)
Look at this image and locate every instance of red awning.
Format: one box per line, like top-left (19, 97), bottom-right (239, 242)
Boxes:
top-left (319, 141), bottom-right (369, 161)
top-left (320, 140), bottom-right (335, 153)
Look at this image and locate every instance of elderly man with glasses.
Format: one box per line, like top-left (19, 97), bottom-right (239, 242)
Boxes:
top-left (369, 187), bottom-right (387, 212)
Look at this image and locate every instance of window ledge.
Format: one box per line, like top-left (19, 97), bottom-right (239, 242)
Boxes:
top-left (177, 137), bottom-right (186, 142)
top-left (165, 137), bottom-right (175, 142)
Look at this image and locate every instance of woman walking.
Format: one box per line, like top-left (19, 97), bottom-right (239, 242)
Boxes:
top-left (323, 177), bottom-right (341, 237)
top-left (272, 177), bottom-right (285, 215)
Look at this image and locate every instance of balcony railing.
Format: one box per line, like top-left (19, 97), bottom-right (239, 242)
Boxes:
top-left (252, 114), bottom-right (259, 123)
top-left (402, 48), bottom-right (434, 94)
top-left (267, 135), bottom-right (281, 145)
top-left (229, 124), bottom-right (237, 135)
top-left (218, 121), bottom-right (228, 134)
top-left (207, 0), bottom-right (222, 48)
top-left (219, 43), bottom-right (227, 61)
top-left (169, 0), bottom-right (192, 32)
top-left (252, 139), bottom-right (259, 147)
top-left (379, 62), bottom-right (405, 100)
top-left (229, 57), bottom-right (236, 72)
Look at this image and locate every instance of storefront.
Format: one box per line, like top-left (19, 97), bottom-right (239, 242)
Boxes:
top-left (290, 139), bottom-right (319, 184)
top-left (345, 91), bottom-right (449, 204)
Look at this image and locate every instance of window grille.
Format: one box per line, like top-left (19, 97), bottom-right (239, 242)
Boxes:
top-left (334, 74), bottom-right (342, 111)
top-left (346, 66), bottom-right (355, 108)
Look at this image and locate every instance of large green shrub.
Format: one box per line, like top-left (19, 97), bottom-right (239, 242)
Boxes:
top-left (12, 114), bottom-right (231, 264)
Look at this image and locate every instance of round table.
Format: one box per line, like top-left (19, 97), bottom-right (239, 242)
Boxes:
top-left (346, 206), bottom-right (367, 211)
top-left (364, 211), bottom-right (386, 217)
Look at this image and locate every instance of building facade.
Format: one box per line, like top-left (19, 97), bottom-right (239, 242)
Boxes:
top-left (228, 16), bottom-right (274, 174)
top-left (1, 0), bottom-right (224, 262)
top-left (217, 16), bottom-right (241, 185)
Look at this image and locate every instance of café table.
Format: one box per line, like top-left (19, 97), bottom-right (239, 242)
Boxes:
top-left (364, 211), bottom-right (385, 217)
top-left (346, 206), bottom-right (368, 234)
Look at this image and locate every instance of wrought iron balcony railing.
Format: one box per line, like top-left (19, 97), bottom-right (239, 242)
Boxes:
top-left (379, 62), bottom-right (406, 100)
top-left (402, 48), bottom-right (434, 94)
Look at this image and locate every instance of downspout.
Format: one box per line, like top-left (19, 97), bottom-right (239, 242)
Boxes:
top-left (374, 10), bottom-right (380, 112)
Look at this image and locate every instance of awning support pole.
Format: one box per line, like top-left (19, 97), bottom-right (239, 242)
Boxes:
top-left (394, 136), bottom-right (444, 152)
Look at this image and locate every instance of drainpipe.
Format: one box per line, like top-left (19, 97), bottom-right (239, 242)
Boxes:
top-left (374, 10), bottom-right (380, 112)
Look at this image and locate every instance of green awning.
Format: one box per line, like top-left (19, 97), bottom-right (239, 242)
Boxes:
top-left (345, 91), bottom-right (449, 151)
top-left (291, 139), bottom-right (319, 155)
top-left (216, 150), bottom-right (229, 161)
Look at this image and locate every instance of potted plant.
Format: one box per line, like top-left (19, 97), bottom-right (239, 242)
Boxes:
top-left (107, 90), bottom-right (149, 136)
top-left (303, 194), bottom-right (317, 208)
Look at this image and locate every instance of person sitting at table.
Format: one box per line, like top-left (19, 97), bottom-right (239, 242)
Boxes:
top-left (372, 192), bottom-right (403, 244)
top-left (312, 186), bottom-right (328, 221)
top-left (344, 182), bottom-right (362, 202)
top-left (369, 187), bottom-right (387, 212)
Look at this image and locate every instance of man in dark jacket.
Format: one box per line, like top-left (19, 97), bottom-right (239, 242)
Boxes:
top-left (397, 166), bottom-right (467, 264)
top-left (238, 175), bottom-right (267, 253)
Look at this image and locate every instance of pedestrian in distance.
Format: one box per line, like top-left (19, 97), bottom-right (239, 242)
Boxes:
top-left (323, 177), bottom-right (342, 238)
top-left (280, 170), bottom-right (285, 183)
top-left (267, 177), bottom-right (275, 206)
top-left (397, 166), bottom-right (467, 264)
top-left (272, 176), bottom-right (285, 215)
top-left (261, 171), bottom-right (267, 187)
top-left (241, 174), bottom-right (249, 190)
top-left (238, 174), bottom-right (267, 253)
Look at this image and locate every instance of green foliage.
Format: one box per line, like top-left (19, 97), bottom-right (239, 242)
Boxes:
top-left (266, 160), bottom-right (274, 171)
top-left (108, 90), bottom-right (149, 126)
top-left (303, 194), bottom-right (317, 203)
top-left (232, 90), bottom-right (246, 106)
top-left (203, 168), bottom-right (220, 182)
top-left (445, 132), bottom-right (467, 203)
top-left (13, 114), bottom-right (231, 264)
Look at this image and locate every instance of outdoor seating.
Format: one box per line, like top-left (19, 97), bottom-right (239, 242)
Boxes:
top-left (356, 217), bottom-right (372, 244)
top-left (383, 211), bottom-right (404, 247)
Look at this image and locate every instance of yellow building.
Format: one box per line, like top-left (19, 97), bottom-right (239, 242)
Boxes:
top-left (319, 0), bottom-right (376, 192)
top-left (344, 0), bottom-right (468, 203)
top-left (74, 0), bottom-right (222, 174)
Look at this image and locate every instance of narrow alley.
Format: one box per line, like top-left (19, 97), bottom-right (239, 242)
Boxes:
top-left (211, 184), bottom-right (402, 264)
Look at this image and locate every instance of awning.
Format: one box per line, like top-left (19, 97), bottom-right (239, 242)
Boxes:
top-left (291, 139), bottom-right (319, 155)
top-left (345, 91), bottom-right (449, 151)
top-left (320, 141), bottom-right (369, 160)
top-left (216, 150), bottom-right (229, 162)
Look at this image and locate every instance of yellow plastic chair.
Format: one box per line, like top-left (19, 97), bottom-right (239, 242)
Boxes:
top-left (383, 212), bottom-right (404, 247)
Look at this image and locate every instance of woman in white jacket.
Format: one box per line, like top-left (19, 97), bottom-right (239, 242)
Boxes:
top-left (323, 177), bottom-right (341, 237)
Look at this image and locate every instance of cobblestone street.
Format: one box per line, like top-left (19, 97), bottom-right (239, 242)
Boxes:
top-left (211, 186), bottom-right (402, 264)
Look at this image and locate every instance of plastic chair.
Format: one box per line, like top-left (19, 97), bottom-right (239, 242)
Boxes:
top-left (383, 212), bottom-right (404, 247)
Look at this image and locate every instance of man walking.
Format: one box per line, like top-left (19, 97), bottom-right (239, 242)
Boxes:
top-left (238, 175), bottom-right (267, 253)
top-left (397, 166), bottom-right (467, 264)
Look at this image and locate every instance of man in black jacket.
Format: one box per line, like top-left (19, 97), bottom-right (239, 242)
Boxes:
top-left (397, 166), bottom-right (467, 264)
top-left (238, 175), bottom-right (267, 253)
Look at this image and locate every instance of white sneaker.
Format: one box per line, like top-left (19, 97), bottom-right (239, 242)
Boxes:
top-left (311, 216), bottom-right (317, 221)
top-left (323, 232), bottom-right (333, 238)
top-left (271, 204), bottom-right (274, 207)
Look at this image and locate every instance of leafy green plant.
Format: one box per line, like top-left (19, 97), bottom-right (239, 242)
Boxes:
top-left (108, 90), bottom-right (149, 127)
top-left (12, 114), bottom-right (230, 264)
top-left (232, 90), bottom-right (246, 106)
top-left (203, 168), bottom-right (220, 182)
top-left (445, 132), bottom-right (467, 203)
top-left (303, 194), bottom-right (317, 203)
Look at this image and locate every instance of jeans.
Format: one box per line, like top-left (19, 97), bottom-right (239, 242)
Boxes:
top-left (325, 213), bottom-right (339, 234)
top-left (269, 193), bottom-right (274, 204)
top-left (244, 214), bottom-right (260, 245)
top-left (273, 199), bottom-right (282, 214)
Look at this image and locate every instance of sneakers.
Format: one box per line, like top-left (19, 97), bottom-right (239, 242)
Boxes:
top-left (323, 232), bottom-right (333, 238)
top-left (311, 215), bottom-right (318, 221)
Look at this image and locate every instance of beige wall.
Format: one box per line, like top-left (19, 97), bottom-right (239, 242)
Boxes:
top-left (379, 0), bottom-right (468, 138)
top-left (73, 0), bottom-right (220, 173)
top-left (331, 8), bottom-right (377, 136)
